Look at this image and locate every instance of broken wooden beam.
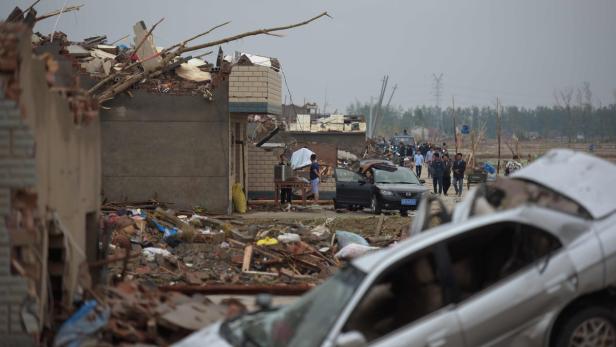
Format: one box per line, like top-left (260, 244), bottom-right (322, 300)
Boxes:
top-left (159, 283), bottom-right (314, 296)
top-left (241, 245), bottom-right (253, 272)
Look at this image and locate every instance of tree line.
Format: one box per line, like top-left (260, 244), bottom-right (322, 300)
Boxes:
top-left (347, 97), bottom-right (616, 141)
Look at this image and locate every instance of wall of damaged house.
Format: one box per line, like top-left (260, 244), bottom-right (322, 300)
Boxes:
top-left (0, 23), bottom-right (101, 343)
top-left (229, 65), bottom-right (282, 115)
top-left (288, 131), bottom-right (366, 155)
top-left (101, 84), bottom-right (231, 214)
top-left (230, 113), bottom-right (248, 198)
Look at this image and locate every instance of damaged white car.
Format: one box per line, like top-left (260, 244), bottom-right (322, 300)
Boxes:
top-left (175, 149), bottom-right (616, 347)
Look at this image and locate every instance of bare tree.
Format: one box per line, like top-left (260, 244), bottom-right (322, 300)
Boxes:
top-left (554, 87), bottom-right (574, 145)
top-left (576, 82), bottom-right (592, 141)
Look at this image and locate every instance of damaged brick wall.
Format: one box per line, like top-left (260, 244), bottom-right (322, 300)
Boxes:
top-left (229, 65), bottom-right (282, 115)
top-left (0, 21), bottom-right (102, 345)
top-left (0, 92), bottom-right (36, 346)
top-left (247, 145), bottom-right (335, 200)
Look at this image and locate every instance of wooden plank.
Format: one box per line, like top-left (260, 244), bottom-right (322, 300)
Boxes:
top-left (241, 245), bottom-right (253, 272)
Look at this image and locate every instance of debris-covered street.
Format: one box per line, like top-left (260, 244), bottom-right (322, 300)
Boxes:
top-left (1, 1), bottom-right (616, 346)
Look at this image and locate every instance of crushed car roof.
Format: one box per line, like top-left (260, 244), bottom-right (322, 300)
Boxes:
top-left (512, 149), bottom-right (616, 219)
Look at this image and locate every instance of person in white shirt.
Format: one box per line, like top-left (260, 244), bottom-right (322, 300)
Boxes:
top-left (425, 148), bottom-right (434, 178)
top-left (414, 152), bottom-right (424, 178)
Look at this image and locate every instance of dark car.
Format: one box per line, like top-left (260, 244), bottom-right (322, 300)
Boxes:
top-left (334, 162), bottom-right (428, 216)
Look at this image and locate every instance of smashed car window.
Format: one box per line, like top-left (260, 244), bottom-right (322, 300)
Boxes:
top-left (342, 250), bottom-right (447, 342)
top-left (445, 222), bottom-right (561, 302)
top-left (374, 167), bottom-right (420, 185)
top-left (479, 178), bottom-right (592, 220)
top-left (223, 265), bottom-right (365, 347)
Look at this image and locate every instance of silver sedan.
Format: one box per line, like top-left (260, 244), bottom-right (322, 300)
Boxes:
top-left (176, 149), bottom-right (616, 347)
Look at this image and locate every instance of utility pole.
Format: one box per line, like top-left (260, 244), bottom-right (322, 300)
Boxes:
top-left (322, 87), bottom-right (328, 114)
top-left (452, 96), bottom-right (458, 154)
top-left (432, 73), bottom-right (444, 131)
top-left (496, 97), bottom-right (502, 175)
top-left (370, 75), bottom-right (389, 138)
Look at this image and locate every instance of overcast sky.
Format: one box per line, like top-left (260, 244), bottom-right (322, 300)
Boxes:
top-left (4, 0), bottom-right (616, 111)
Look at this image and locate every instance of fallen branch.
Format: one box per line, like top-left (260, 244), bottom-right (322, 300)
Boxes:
top-left (164, 21), bottom-right (231, 53)
top-left (94, 12), bottom-right (330, 102)
top-left (109, 34), bottom-right (129, 46)
top-left (35, 4), bottom-right (83, 22)
top-left (181, 12), bottom-right (329, 54)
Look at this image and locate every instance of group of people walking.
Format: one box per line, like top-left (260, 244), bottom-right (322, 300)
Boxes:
top-left (402, 142), bottom-right (467, 197)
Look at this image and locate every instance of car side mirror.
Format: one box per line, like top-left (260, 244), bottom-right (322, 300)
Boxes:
top-left (336, 331), bottom-right (367, 347)
top-left (419, 179), bottom-right (426, 184)
top-left (358, 179), bottom-right (366, 185)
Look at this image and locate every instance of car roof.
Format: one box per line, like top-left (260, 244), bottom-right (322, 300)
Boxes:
top-left (359, 160), bottom-right (395, 173)
top-left (512, 149), bottom-right (616, 219)
top-left (352, 204), bottom-right (591, 273)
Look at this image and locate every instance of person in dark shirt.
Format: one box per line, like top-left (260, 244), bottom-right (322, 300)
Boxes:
top-left (309, 154), bottom-right (320, 203)
top-left (430, 152), bottom-right (444, 195)
top-left (452, 153), bottom-right (466, 197)
top-left (442, 154), bottom-right (452, 195)
top-left (398, 141), bottom-right (407, 166)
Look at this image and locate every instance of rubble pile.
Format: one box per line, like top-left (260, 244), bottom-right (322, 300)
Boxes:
top-left (54, 281), bottom-right (236, 346)
top-left (101, 204), bottom-right (358, 288)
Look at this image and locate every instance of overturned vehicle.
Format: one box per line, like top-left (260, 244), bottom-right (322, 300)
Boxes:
top-left (176, 149), bottom-right (616, 347)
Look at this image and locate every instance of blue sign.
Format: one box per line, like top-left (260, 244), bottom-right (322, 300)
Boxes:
top-left (461, 125), bottom-right (470, 134)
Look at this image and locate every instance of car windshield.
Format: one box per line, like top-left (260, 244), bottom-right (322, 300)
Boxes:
top-left (374, 167), bottom-right (420, 184)
top-left (221, 265), bottom-right (365, 347)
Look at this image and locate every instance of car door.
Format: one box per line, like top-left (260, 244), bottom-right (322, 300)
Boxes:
top-left (446, 221), bottom-right (577, 346)
top-left (332, 247), bottom-right (465, 347)
top-left (335, 168), bottom-right (363, 205)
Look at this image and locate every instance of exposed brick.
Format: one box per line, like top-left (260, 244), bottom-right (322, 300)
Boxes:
top-left (0, 99), bottom-right (17, 110)
top-left (0, 334), bottom-right (36, 346)
top-left (0, 109), bottom-right (22, 128)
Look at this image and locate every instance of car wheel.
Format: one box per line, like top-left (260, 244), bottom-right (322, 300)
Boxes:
top-left (370, 195), bottom-right (382, 214)
top-left (554, 306), bottom-right (616, 347)
top-left (400, 209), bottom-right (409, 217)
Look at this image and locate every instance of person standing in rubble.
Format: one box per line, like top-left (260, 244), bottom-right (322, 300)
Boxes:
top-left (310, 154), bottom-right (320, 204)
top-left (442, 153), bottom-right (452, 195)
top-left (505, 155), bottom-right (523, 176)
top-left (414, 151), bottom-right (424, 178)
top-left (452, 153), bottom-right (466, 197)
top-left (431, 152), bottom-right (445, 195)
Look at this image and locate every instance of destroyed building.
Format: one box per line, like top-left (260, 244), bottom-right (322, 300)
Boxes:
top-left (99, 26), bottom-right (283, 214)
top-left (246, 109), bottom-right (366, 200)
top-left (0, 21), bottom-right (101, 344)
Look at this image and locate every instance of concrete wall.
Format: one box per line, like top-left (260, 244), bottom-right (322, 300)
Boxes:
top-left (101, 84), bottom-right (231, 214)
top-left (229, 65), bottom-right (282, 115)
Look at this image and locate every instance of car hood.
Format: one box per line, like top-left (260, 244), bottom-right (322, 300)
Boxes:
top-left (511, 149), bottom-right (616, 219)
top-left (375, 183), bottom-right (428, 193)
top-left (172, 321), bottom-right (231, 347)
